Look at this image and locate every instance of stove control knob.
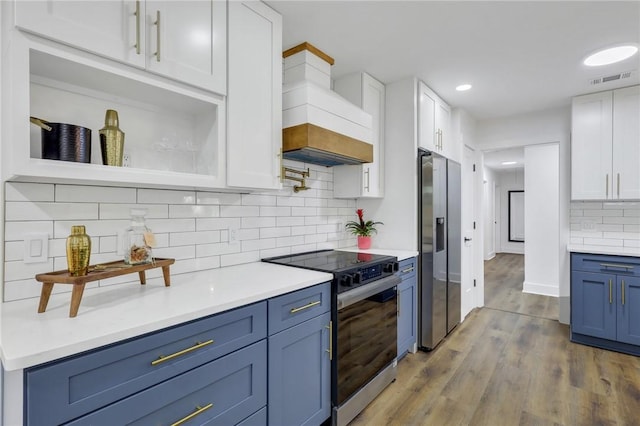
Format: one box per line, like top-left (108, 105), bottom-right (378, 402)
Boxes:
top-left (340, 274), bottom-right (353, 287)
top-left (384, 262), bottom-right (399, 273)
top-left (352, 272), bottom-right (362, 284)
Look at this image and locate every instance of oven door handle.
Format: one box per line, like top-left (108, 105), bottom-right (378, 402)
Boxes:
top-left (337, 275), bottom-right (402, 309)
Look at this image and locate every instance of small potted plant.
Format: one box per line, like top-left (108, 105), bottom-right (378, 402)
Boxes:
top-left (345, 209), bottom-right (383, 249)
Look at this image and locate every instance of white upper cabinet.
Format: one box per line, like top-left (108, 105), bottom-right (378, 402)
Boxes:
top-left (612, 85), bottom-right (640, 200)
top-left (15, 0), bottom-right (145, 68)
top-left (144, 1), bottom-right (226, 94)
top-left (418, 81), bottom-right (451, 159)
top-left (333, 72), bottom-right (385, 198)
top-left (572, 85), bottom-right (639, 200)
top-left (226, 1), bottom-right (282, 190)
top-left (14, 0), bottom-right (226, 94)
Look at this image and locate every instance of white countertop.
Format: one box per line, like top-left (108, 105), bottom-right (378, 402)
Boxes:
top-left (339, 247), bottom-right (418, 261)
top-left (0, 262), bottom-right (332, 371)
top-left (567, 244), bottom-right (640, 257)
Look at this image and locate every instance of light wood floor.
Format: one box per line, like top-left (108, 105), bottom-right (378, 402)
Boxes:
top-left (349, 254), bottom-right (640, 425)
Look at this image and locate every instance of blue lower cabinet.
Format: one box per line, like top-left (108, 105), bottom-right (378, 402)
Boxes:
top-left (571, 270), bottom-right (617, 340)
top-left (397, 277), bottom-right (417, 358)
top-left (236, 407), bottom-right (267, 426)
top-left (268, 311), bottom-right (331, 426)
top-left (617, 276), bottom-right (640, 346)
top-left (67, 340), bottom-right (267, 426)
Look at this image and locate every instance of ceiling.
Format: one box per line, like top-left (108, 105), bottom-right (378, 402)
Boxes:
top-left (267, 1), bottom-right (640, 121)
top-left (483, 147), bottom-right (524, 170)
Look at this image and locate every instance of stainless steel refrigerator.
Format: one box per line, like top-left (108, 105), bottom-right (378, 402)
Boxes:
top-left (418, 150), bottom-right (461, 350)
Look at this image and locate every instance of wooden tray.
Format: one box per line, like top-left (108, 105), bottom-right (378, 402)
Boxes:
top-left (35, 258), bottom-right (175, 318)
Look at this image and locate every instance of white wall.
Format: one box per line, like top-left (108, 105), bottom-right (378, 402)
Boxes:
top-left (483, 167), bottom-right (497, 260)
top-left (3, 160), bottom-right (358, 302)
top-left (476, 106), bottom-right (570, 322)
top-left (524, 143), bottom-right (559, 296)
top-left (496, 168), bottom-right (525, 255)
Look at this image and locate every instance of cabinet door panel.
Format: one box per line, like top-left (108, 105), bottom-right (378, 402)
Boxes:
top-left (418, 82), bottom-right (437, 152)
top-left (227, 1), bottom-right (282, 189)
top-left (362, 73), bottom-right (385, 197)
top-left (435, 100), bottom-right (451, 158)
top-left (612, 85), bottom-right (640, 200)
top-left (268, 312), bottom-right (331, 426)
top-left (571, 270), bottom-right (617, 340)
top-left (397, 277), bottom-right (417, 357)
top-left (15, 0), bottom-right (145, 68)
top-left (617, 276), bottom-right (640, 346)
top-left (571, 91), bottom-right (613, 200)
top-left (145, 0), bottom-right (226, 93)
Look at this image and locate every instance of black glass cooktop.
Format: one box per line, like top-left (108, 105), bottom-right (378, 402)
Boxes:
top-left (262, 249), bottom-right (395, 274)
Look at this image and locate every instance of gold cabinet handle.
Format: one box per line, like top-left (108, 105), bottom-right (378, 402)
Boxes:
top-left (622, 280), bottom-right (625, 305)
top-left (325, 320), bottom-right (333, 360)
top-left (134, 0), bottom-right (141, 54)
top-left (402, 267), bottom-right (415, 273)
top-left (364, 168), bottom-right (370, 192)
top-left (171, 403), bottom-right (213, 426)
top-left (617, 173), bottom-right (620, 198)
top-left (397, 289), bottom-right (401, 317)
top-left (151, 339), bottom-right (213, 366)
top-left (290, 300), bottom-right (321, 314)
top-left (154, 10), bottom-right (161, 62)
top-left (609, 279), bottom-right (613, 304)
top-left (600, 262), bottom-right (635, 270)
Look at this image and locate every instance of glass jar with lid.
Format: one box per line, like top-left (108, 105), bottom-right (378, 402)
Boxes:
top-left (124, 209), bottom-right (154, 265)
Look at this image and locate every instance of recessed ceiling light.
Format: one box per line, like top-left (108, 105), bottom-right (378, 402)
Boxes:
top-left (501, 161), bottom-right (517, 166)
top-left (456, 84), bottom-right (472, 91)
top-left (584, 44), bottom-right (638, 67)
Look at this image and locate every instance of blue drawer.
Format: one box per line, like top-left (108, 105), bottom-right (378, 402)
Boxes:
top-left (572, 253), bottom-right (640, 277)
top-left (397, 257), bottom-right (417, 281)
top-left (26, 302), bottom-right (267, 426)
top-left (67, 340), bottom-right (267, 426)
top-left (237, 407), bottom-right (267, 426)
top-left (268, 282), bottom-right (331, 335)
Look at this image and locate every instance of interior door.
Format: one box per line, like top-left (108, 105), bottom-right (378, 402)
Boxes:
top-left (461, 146), bottom-right (476, 319)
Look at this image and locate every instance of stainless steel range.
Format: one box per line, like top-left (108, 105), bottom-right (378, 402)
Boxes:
top-left (263, 250), bottom-right (400, 426)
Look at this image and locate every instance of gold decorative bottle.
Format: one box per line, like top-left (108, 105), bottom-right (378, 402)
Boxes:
top-left (66, 226), bottom-right (91, 276)
top-left (99, 109), bottom-right (125, 166)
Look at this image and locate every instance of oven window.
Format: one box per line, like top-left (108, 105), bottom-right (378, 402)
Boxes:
top-left (337, 288), bottom-right (397, 405)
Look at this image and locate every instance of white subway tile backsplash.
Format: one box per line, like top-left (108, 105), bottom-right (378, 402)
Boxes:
top-left (624, 240), bottom-right (640, 248)
top-left (100, 204), bottom-right (168, 219)
top-left (603, 216), bottom-right (640, 225)
top-left (220, 251), bottom-right (260, 267)
top-left (260, 227), bottom-right (291, 238)
top-left (6, 183), bottom-right (54, 202)
top-left (260, 206), bottom-right (291, 217)
top-left (241, 217), bottom-right (276, 228)
top-left (138, 189), bottom-right (196, 204)
top-left (625, 209), bottom-right (640, 217)
top-left (6, 202), bottom-right (98, 221)
top-left (570, 209), bottom-right (583, 217)
top-left (603, 232), bottom-right (640, 240)
top-left (220, 205), bottom-right (260, 217)
top-left (241, 194), bottom-right (277, 206)
top-left (169, 205), bottom-right (220, 219)
top-left (197, 217), bottom-right (242, 231)
top-left (5, 221), bottom-right (53, 241)
top-left (197, 192), bottom-right (242, 205)
top-left (583, 209), bottom-right (623, 217)
top-left (56, 185), bottom-right (136, 203)
top-left (582, 238), bottom-right (623, 247)
top-left (170, 231), bottom-right (221, 246)
top-left (624, 225), bottom-right (640, 233)
top-left (4, 169), bottom-right (356, 301)
top-left (570, 237), bottom-right (584, 244)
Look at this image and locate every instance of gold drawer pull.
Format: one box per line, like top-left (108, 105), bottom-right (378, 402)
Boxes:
top-left (151, 339), bottom-right (214, 366)
top-left (290, 300), bottom-right (321, 314)
top-left (622, 280), bottom-right (626, 305)
top-left (609, 279), bottom-right (613, 304)
top-left (171, 403), bottom-right (213, 426)
top-left (325, 320), bottom-right (333, 361)
top-left (402, 267), bottom-right (415, 273)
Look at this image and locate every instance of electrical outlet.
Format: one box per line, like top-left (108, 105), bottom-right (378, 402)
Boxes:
top-left (229, 227), bottom-right (239, 244)
top-left (123, 153), bottom-right (131, 167)
top-left (581, 220), bottom-right (596, 231)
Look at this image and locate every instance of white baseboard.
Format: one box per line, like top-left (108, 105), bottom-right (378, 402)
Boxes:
top-left (484, 252), bottom-right (496, 261)
top-left (523, 281), bottom-right (559, 297)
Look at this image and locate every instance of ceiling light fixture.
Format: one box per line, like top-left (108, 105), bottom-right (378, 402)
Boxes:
top-left (501, 161), bottom-right (517, 166)
top-left (584, 44), bottom-right (638, 67)
top-left (456, 84), bottom-right (472, 91)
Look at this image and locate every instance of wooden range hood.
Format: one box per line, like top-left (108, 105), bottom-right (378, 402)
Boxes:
top-left (282, 42), bottom-right (373, 167)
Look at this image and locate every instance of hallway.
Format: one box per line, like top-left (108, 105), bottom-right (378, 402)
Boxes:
top-left (484, 253), bottom-right (558, 320)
